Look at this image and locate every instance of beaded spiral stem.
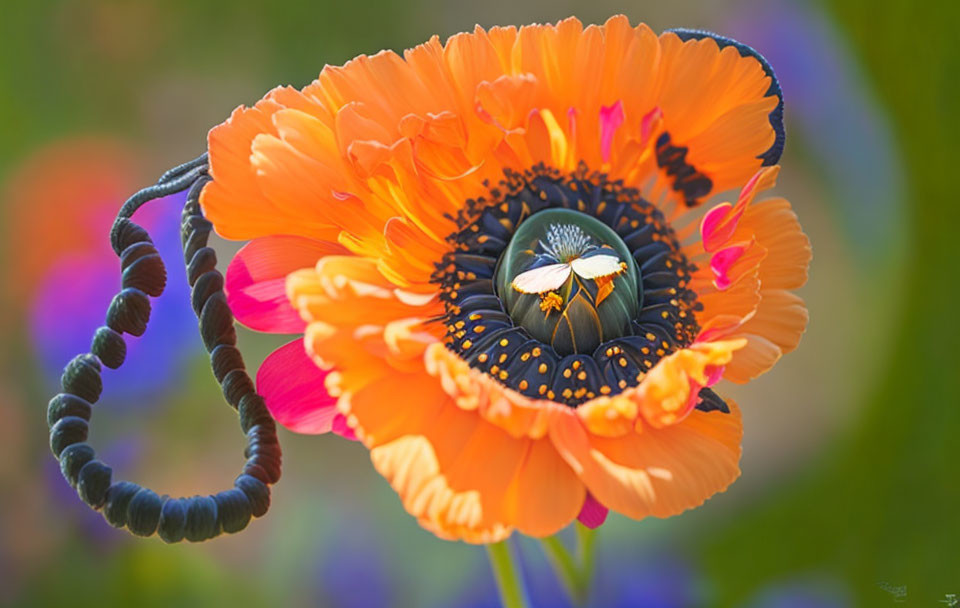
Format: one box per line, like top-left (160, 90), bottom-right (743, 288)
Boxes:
top-left (47, 154), bottom-right (281, 542)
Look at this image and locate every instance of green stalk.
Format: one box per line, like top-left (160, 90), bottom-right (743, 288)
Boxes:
top-left (486, 540), bottom-right (531, 608)
top-left (576, 523), bottom-right (597, 585)
top-left (540, 524), bottom-right (599, 606)
top-left (541, 535), bottom-right (587, 604)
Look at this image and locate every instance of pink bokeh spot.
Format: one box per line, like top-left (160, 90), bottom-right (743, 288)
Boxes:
top-left (577, 492), bottom-right (609, 529)
top-left (599, 101), bottom-right (625, 163)
top-left (257, 338), bottom-right (351, 437)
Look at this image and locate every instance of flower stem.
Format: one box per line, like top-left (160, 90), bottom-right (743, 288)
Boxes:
top-left (486, 540), bottom-right (531, 608)
top-left (540, 524), bottom-right (598, 606)
top-left (576, 523), bottom-right (597, 585)
top-left (541, 535), bottom-right (586, 604)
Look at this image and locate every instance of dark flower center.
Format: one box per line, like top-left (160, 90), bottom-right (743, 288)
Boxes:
top-left (494, 208), bottom-right (640, 355)
top-left (435, 164), bottom-right (701, 407)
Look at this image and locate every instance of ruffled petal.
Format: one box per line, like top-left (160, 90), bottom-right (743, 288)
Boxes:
top-left (367, 393), bottom-right (584, 542)
top-left (549, 400), bottom-right (742, 520)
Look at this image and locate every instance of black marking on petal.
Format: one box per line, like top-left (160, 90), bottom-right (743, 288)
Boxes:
top-left (667, 28), bottom-right (785, 166)
top-left (655, 132), bottom-right (714, 207)
top-left (695, 387), bottom-right (730, 414)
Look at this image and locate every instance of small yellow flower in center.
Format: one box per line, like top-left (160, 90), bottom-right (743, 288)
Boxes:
top-left (539, 291), bottom-right (563, 316)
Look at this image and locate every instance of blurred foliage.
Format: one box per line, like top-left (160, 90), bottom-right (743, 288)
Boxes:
top-left (1, 0), bottom-right (957, 607)
top-left (704, 0), bottom-right (960, 605)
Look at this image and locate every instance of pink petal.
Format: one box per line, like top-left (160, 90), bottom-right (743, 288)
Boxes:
top-left (257, 338), bottom-right (341, 435)
top-left (226, 235), bottom-right (342, 334)
top-left (700, 167), bottom-right (779, 253)
top-left (700, 202), bottom-right (736, 253)
top-left (599, 101), bottom-right (625, 163)
top-left (331, 413), bottom-right (358, 441)
top-left (640, 106), bottom-right (663, 145)
top-left (709, 243), bottom-right (748, 290)
top-left (577, 492), bottom-right (609, 529)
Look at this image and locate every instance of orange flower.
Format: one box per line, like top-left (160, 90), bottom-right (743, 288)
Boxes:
top-left (208, 17), bottom-right (810, 543)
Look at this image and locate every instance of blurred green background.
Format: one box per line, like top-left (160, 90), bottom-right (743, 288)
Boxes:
top-left (1, 1), bottom-right (956, 606)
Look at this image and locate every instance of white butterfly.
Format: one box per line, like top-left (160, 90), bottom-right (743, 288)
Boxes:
top-left (511, 253), bottom-right (624, 294)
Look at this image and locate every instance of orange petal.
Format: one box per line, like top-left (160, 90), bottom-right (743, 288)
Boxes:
top-left (549, 399), bottom-right (742, 520)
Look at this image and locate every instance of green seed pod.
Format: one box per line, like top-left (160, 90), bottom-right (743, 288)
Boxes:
top-left (495, 208), bottom-right (641, 355)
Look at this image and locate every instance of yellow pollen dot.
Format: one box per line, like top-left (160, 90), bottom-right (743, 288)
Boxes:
top-left (539, 384), bottom-right (548, 395)
top-left (519, 380), bottom-right (529, 390)
top-left (577, 371), bottom-right (587, 380)
top-left (646, 333), bottom-right (656, 341)
top-left (532, 347), bottom-right (542, 356)
top-left (548, 390), bottom-right (556, 400)
top-left (563, 369), bottom-right (572, 378)
top-left (618, 379), bottom-right (628, 389)
top-left (661, 311), bottom-right (670, 319)
top-left (469, 313), bottom-right (482, 321)
top-left (641, 347), bottom-right (650, 354)
top-left (574, 387), bottom-right (587, 398)
top-left (490, 365), bottom-right (500, 374)
top-left (562, 388), bottom-right (573, 398)
top-left (499, 338), bottom-right (509, 347)
top-left (478, 235), bottom-right (489, 243)
top-left (499, 353), bottom-right (508, 363)
top-left (450, 291), bottom-right (458, 299)
top-left (538, 363), bottom-right (548, 374)
top-left (618, 357), bottom-right (628, 367)
top-left (600, 386), bottom-right (611, 395)
top-left (605, 348), bottom-right (614, 357)
top-left (455, 321), bottom-right (465, 329)
top-left (499, 370), bottom-right (509, 380)
top-left (455, 330), bottom-right (466, 338)
top-left (644, 360), bottom-right (653, 368)
top-left (462, 340), bottom-right (472, 349)
top-left (572, 360), bottom-right (581, 369)
top-left (521, 352), bottom-right (530, 361)
top-left (478, 353), bottom-right (488, 363)
top-left (474, 325), bottom-right (486, 333)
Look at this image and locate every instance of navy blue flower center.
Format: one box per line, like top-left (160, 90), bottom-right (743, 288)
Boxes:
top-left (434, 164), bottom-right (702, 407)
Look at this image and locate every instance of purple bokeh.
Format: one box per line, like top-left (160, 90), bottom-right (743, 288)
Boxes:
top-left (30, 190), bottom-right (202, 402)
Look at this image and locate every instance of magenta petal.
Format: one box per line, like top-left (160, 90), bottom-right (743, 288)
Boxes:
top-left (577, 492), bottom-right (609, 529)
top-left (598, 100), bottom-right (625, 163)
top-left (709, 243), bottom-right (747, 290)
top-left (331, 413), bottom-right (358, 441)
top-left (257, 338), bottom-right (338, 434)
top-left (226, 236), bottom-right (335, 334)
